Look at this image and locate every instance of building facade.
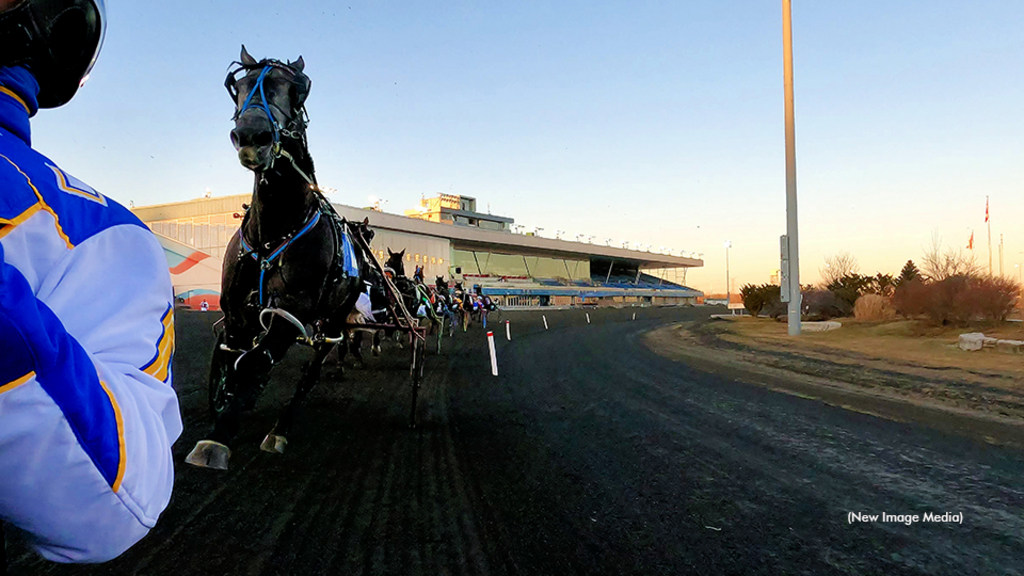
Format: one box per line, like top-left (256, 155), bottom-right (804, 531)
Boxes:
top-left (134, 193), bottom-right (703, 309)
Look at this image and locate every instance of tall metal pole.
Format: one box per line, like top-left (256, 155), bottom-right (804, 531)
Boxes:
top-left (987, 195), bottom-right (992, 276)
top-left (725, 244), bottom-right (731, 304)
top-left (783, 0), bottom-right (801, 335)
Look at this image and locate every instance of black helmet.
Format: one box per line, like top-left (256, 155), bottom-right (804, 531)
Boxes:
top-left (0, 0), bottom-right (105, 108)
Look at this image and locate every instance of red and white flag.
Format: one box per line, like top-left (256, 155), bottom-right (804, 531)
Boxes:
top-left (985, 197), bottom-right (989, 223)
top-left (967, 231), bottom-right (974, 250)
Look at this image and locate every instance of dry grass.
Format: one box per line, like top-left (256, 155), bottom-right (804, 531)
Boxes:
top-left (853, 294), bottom-right (896, 321)
top-left (719, 316), bottom-right (1024, 378)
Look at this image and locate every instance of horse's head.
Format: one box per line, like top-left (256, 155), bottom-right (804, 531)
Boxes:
top-left (435, 276), bottom-right (448, 291)
top-left (386, 248), bottom-right (406, 277)
top-left (226, 45), bottom-right (312, 172)
top-left (353, 217), bottom-right (374, 244)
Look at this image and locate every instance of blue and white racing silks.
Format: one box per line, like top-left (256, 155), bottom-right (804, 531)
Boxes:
top-left (0, 67), bottom-right (182, 562)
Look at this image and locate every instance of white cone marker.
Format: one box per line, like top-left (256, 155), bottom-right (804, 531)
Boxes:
top-left (586, 312), bottom-right (591, 324)
top-left (487, 331), bottom-right (498, 376)
top-left (543, 315), bottom-right (549, 330)
top-left (505, 320), bottom-right (511, 340)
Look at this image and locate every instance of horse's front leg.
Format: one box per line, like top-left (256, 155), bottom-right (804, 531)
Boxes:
top-left (262, 341), bottom-right (334, 454)
top-left (371, 330), bottom-right (383, 356)
top-left (348, 330), bottom-right (366, 368)
top-left (186, 325), bottom-right (297, 470)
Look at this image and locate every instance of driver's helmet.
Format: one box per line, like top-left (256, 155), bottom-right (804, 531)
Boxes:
top-left (0, 0), bottom-right (106, 108)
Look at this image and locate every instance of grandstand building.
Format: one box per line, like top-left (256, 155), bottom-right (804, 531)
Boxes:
top-left (133, 194), bottom-right (703, 310)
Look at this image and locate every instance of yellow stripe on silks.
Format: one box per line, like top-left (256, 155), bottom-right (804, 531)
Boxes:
top-left (0, 86), bottom-right (29, 115)
top-left (98, 380), bottom-right (127, 492)
top-left (0, 371), bottom-right (35, 395)
top-left (0, 203), bottom-right (43, 240)
top-left (144, 308), bottom-right (175, 383)
top-left (0, 154), bottom-right (73, 249)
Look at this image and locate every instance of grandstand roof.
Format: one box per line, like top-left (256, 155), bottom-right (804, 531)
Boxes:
top-left (133, 194), bottom-right (702, 270)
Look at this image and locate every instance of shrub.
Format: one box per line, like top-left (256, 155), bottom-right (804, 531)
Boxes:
top-left (741, 283), bottom-right (782, 318)
top-left (740, 284), bottom-right (765, 317)
top-left (892, 278), bottom-right (929, 318)
top-left (854, 294), bottom-right (896, 320)
top-left (827, 273), bottom-right (874, 311)
top-left (802, 288), bottom-right (847, 320)
top-left (960, 276), bottom-right (1019, 322)
top-left (893, 275), bottom-right (1019, 325)
top-left (872, 273), bottom-right (897, 298)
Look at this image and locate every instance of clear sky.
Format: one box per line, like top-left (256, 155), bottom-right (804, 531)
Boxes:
top-left (29, 1), bottom-right (1024, 293)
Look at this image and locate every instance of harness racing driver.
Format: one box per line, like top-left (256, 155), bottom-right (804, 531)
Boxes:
top-left (0, 0), bottom-right (182, 563)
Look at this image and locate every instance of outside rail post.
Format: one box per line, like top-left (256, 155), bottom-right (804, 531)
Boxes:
top-left (505, 320), bottom-right (511, 341)
top-left (632, 312), bottom-right (636, 321)
top-left (543, 315), bottom-right (548, 330)
top-left (487, 331), bottom-right (498, 376)
top-left (586, 312), bottom-right (591, 324)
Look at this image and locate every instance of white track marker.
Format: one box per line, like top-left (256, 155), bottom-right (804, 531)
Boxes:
top-left (487, 331), bottom-right (498, 376)
top-left (505, 320), bottom-right (511, 340)
top-left (586, 312), bottom-right (591, 324)
top-left (543, 315), bottom-right (549, 330)
top-left (632, 312), bottom-right (636, 321)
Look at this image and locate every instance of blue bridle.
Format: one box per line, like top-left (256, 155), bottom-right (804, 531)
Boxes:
top-left (236, 65), bottom-right (283, 144)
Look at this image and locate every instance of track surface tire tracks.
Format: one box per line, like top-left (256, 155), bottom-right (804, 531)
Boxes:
top-left (7, 307), bottom-right (1023, 575)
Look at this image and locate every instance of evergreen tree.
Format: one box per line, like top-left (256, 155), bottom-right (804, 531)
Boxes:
top-left (898, 260), bottom-right (920, 285)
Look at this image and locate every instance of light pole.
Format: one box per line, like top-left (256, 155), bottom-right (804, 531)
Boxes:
top-left (782, 0), bottom-right (801, 335)
top-left (724, 240), bottom-right (732, 304)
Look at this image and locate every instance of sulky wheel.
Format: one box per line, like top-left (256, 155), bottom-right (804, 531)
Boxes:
top-left (408, 334), bottom-right (427, 428)
top-left (208, 331), bottom-right (234, 419)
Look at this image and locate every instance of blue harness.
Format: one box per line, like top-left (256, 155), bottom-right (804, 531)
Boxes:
top-left (238, 209), bottom-right (360, 308)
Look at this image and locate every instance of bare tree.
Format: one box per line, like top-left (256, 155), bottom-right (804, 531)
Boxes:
top-left (820, 252), bottom-right (859, 286)
top-left (920, 233), bottom-right (981, 281)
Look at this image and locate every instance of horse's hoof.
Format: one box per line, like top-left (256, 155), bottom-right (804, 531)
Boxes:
top-left (185, 440), bottom-right (231, 470)
top-left (261, 434), bottom-right (288, 454)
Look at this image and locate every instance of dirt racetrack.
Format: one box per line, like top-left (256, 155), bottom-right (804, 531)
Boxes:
top-left (7, 307), bottom-right (1024, 575)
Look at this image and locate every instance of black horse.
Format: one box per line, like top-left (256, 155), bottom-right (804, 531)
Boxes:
top-left (186, 47), bottom-right (365, 470)
top-left (434, 276), bottom-right (457, 337)
top-left (384, 249), bottom-right (420, 325)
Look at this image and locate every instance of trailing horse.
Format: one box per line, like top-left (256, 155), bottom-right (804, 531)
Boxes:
top-left (186, 47), bottom-right (366, 470)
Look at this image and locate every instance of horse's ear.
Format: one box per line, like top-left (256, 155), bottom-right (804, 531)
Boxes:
top-left (241, 45), bottom-right (257, 66)
top-left (387, 248), bottom-right (393, 256)
top-left (289, 56), bottom-right (305, 72)
top-left (362, 217), bottom-right (369, 225)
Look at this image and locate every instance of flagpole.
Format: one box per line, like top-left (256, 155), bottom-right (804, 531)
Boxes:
top-left (987, 195), bottom-right (992, 276)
